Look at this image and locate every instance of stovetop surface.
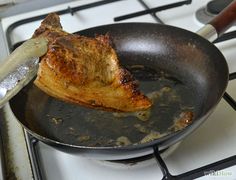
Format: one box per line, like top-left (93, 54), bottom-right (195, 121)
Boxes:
top-left (1, 0), bottom-right (236, 179)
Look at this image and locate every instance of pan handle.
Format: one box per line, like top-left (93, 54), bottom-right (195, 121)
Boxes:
top-left (197, 0), bottom-right (236, 42)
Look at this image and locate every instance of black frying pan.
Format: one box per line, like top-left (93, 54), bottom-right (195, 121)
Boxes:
top-left (9, 1), bottom-right (236, 160)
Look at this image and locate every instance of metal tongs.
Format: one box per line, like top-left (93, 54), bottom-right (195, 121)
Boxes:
top-left (0, 37), bottom-right (48, 107)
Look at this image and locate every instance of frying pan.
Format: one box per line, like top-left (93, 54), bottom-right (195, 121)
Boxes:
top-left (9, 1), bottom-right (236, 160)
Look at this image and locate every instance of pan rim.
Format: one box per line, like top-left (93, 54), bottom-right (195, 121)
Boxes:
top-left (9, 22), bottom-right (229, 152)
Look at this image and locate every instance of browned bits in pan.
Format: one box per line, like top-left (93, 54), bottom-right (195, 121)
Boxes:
top-left (134, 124), bottom-right (150, 134)
top-left (170, 111), bottom-right (194, 132)
top-left (116, 136), bottom-right (132, 146)
top-left (77, 135), bottom-right (90, 143)
top-left (50, 117), bottom-right (63, 126)
top-left (140, 131), bottom-right (164, 144)
top-left (66, 127), bottom-right (78, 136)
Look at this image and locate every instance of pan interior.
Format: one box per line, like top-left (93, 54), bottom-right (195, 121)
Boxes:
top-left (9, 23), bottom-right (228, 148)
top-left (12, 65), bottom-right (196, 147)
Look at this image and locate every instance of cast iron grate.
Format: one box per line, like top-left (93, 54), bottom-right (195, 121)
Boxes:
top-left (6, 0), bottom-right (236, 180)
top-left (6, 0), bottom-right (193, 51)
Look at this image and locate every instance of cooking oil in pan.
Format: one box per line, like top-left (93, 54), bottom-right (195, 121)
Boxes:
top-left (24, 65), bottom-right (196, 147)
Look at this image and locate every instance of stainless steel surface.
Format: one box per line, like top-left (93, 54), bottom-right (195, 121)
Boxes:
top-left (196, 24), bottom-right (218, 42)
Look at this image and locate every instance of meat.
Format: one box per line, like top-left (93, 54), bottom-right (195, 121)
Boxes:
top-left (32, 13), bottom-right (152, 112)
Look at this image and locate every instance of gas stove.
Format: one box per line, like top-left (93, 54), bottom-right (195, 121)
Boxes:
top-left (0, 0), bottom-right (236, 180)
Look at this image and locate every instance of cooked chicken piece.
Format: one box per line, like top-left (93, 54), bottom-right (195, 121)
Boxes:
top-left (32, 13), bottom-right (152, 112)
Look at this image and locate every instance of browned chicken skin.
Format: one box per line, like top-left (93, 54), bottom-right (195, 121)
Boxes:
top-left (33, 13), bottom-right (152, 112)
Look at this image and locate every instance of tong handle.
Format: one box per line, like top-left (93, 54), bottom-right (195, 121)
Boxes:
top-left (0, 37), bottom-right (48, 82)
top-left (0, 37), bottom-right (48, 108)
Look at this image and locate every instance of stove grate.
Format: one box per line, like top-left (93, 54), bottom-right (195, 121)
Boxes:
top-left (5, 0), bottom-right (122, 51)
top-left (6, 0), bottom-right (236, 179)
top-left (114, 0), bottom-right (192, 22)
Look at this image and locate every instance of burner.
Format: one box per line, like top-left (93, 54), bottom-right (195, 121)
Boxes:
top-left (195, 0), bottom-right (233, 24)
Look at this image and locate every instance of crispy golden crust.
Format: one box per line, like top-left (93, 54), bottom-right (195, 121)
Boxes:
top-left (33, 13), bottom-right (152, 112)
